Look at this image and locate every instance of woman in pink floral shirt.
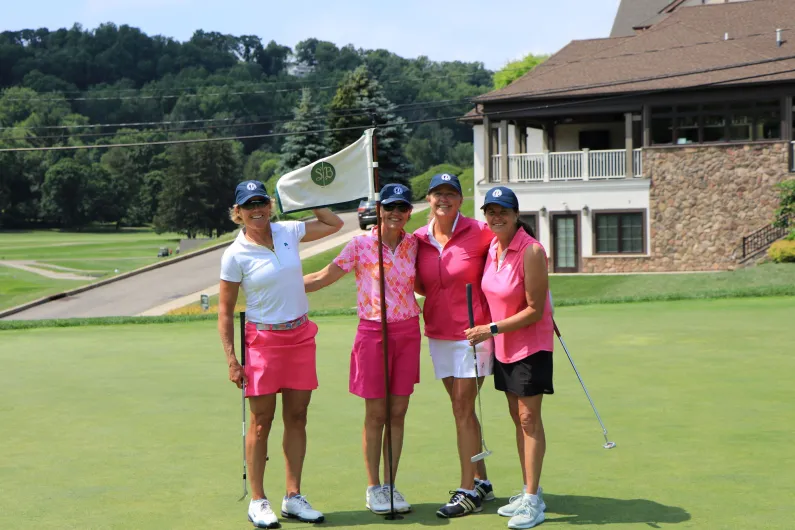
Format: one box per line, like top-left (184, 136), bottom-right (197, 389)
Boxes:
top-left (304, 183), bottom-right (421, 516)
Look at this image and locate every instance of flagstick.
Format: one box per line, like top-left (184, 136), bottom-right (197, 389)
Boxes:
top-left (372, 130), bottom-right (401, 521)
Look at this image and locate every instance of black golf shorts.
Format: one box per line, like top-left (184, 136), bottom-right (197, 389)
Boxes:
top-left (494, 351), bottom-right (554, 397)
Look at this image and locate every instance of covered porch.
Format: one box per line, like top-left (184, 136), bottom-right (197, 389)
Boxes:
top-left (475, 110), bottom-right (646, 184)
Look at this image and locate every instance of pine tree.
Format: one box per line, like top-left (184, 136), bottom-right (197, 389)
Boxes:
top-left (278, 88), bottom-right (327, 174)
top-left (327, 66), bottom-right (413, 188)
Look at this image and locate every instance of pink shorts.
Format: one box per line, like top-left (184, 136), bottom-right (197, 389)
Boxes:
top-left (244, 320), bottom-right (319, 397)
top-left (350, 316), bottom-right (421, 399)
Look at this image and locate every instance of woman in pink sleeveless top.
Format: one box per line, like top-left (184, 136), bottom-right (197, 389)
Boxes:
top-left (465, 186), bottom-right (554, 530)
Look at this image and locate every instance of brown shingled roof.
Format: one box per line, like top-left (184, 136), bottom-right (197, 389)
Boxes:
top-left (475, 0), bottom-right (795, 103)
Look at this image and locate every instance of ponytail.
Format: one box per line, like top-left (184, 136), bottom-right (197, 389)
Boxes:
top-left (514, 208), bottom-right (535, 238)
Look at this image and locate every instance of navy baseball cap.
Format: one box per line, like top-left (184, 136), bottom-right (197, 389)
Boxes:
top-left (381, 183), bottom-right (412, 205)
top-left (235, 180), bottom-right (271, 205)
top-left (427, 173), bottom-right (462, 194)
top-left (482, 186), bottom-right (519, 210)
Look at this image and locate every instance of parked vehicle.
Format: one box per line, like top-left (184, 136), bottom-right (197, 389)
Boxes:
top-left (357, 199), bottom-right (377, 230)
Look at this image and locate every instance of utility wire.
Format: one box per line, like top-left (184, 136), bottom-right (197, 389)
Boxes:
top-left (0, 97), bottom-right (471, 131)
top-left (5, 57), bottom-right (795, 152)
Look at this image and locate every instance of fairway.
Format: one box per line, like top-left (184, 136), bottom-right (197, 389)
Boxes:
top-left (0, 229), bottom-right (230, 311)
top-left (1, 298), bottom-right (793, 529)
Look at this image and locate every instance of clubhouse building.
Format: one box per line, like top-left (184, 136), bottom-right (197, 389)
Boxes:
top-left (466, 0), bottom-right (793, 273)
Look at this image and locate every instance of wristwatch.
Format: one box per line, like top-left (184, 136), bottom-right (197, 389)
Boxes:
top-left (489, 322), bottom-right (499, 335)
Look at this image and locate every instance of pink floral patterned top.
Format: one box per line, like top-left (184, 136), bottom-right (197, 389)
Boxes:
top-left (333, 227), bottom-right (422, 323)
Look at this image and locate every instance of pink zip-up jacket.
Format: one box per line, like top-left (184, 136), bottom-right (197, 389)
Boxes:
top-left (414, 216), bottom-right (494, 340)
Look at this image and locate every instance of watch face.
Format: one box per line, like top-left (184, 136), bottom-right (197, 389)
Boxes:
top-left (490, 324), bottom-right (498, 335)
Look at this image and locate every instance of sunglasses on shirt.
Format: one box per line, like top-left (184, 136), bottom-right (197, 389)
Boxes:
top-left (240, 200), bottom-right (270, 210)
top-left (382, 203), bottom-right (412, 213)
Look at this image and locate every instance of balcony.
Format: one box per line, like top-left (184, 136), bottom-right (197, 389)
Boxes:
top-left (489, 149), bottom-right (643, 183)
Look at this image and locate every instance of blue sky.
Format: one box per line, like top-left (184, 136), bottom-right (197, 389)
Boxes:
top-left (3, 0), bottom-right (620, 70)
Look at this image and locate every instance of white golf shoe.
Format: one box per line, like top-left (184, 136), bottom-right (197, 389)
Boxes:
top-left (247, 498), bottom-right (279, 529)
top-left (366, 485), bottom-right (391, 514)
top-left (281, 494), bottom-right (324, 523)
top-left (498, 486), bottom-right (545, 517)
top-left (383, 485), bottom-right (412, 513)
top-left (507, 493), bottom-right (545, 529)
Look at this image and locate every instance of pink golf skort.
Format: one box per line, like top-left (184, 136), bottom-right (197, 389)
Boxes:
top-left (349, 316), bottom-right (421, 399)
top-left (244, 319), bottom-right (319, 397)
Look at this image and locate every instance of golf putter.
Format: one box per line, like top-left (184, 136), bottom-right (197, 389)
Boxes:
top-left (553, 320), bottom-right (616, 450)
top-left (466, 284), bottom-right (492, 463)
top-left (238, 311), bottom-right (248, 500)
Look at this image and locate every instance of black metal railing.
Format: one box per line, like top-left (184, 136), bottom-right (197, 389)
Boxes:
top-left (742, 217), bottom-right (791, 258)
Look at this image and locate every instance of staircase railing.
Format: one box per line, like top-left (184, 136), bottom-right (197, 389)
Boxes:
top-left (741, 216), bottom-right (791, 259)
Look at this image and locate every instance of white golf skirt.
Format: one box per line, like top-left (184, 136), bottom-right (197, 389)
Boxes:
top-left (429, 338), bottom-right (495, 380)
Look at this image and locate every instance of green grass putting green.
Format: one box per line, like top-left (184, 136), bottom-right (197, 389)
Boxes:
top-left (1, 297), bottom-right (793, 529)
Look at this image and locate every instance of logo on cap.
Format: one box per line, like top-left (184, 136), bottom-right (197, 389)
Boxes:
top-left (246, 182), bottom-right (257, 191)
top-left (441, 174), bottom-right (452, 181)
top-left (492, 189), bottom-right (503, 198)
top-left (394, 186), bottom-right (404, 194)
top-left (311, 162), bottom-right (336, 187)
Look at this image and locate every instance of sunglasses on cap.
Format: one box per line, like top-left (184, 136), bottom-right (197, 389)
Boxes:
top-left (240, 200), bottom-right (270, 210)
top-left (382, 203), bottom-right (412, 213)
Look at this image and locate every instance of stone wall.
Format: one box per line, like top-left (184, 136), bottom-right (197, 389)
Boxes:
top-left (582, 142), bottom-right (791, 273)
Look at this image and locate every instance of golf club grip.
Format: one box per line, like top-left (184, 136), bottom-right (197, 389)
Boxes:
top-left (466, 283), bottom-right (475, 328)
top-left (553, 319), bottom-right (562, 338)
top-left (239, 311), bottom-right (246, 366)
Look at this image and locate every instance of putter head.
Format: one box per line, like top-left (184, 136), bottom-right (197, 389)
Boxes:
top-left (471, 450), bottom-right (492, 463)
top-left (603, 441), bottom-right (617, 449)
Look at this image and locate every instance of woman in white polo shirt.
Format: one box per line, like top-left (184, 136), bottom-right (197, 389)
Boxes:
top-left (218, 180), bottom-right (343, 529)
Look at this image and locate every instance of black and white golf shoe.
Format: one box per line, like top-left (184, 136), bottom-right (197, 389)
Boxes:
top-left (436, 490), bottom-right (482, 518)
top-left (474, 479), bottom-right (495, 501)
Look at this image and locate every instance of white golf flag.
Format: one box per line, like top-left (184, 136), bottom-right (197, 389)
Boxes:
top-left (276, 128), bottom-right (374, 214)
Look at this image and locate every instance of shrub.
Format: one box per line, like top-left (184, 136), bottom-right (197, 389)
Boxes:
top-left (409, 163), bottom-right (462, 201)
top-left (768, 240), bottom-right (795, 263)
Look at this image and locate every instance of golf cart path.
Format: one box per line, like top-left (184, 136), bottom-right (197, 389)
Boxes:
top-left (3, 206), bottom-right (429, 320)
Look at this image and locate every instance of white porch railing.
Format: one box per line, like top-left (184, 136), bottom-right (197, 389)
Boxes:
top-left (508, 153), bottom-right (545, 182)
top-left (633, 148), bottom-right (643, 177)
top-left (490, 155), bottom-right (501, 182)
top-left (492, 148), bottom-right (644, 183)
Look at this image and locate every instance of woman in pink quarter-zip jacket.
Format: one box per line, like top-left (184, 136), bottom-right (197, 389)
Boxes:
top-left (413, 172), bottom-right (496, 519)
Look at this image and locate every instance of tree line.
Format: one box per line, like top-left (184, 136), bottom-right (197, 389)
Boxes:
top-left (0, 24), bottom-right (544, 235)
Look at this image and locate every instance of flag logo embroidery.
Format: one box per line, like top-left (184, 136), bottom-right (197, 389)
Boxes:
top-left (311, 162), bottom-right (336, 187)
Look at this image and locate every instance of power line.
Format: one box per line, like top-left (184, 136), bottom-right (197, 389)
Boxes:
top-left (7, 55), bottom-right (795, 152)
top-left (0, 97), bottom-right (470, 131)
top-left (0, 115), bottom-right (465, 153)
top-left (26, 99), bottom-right (470, 142)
